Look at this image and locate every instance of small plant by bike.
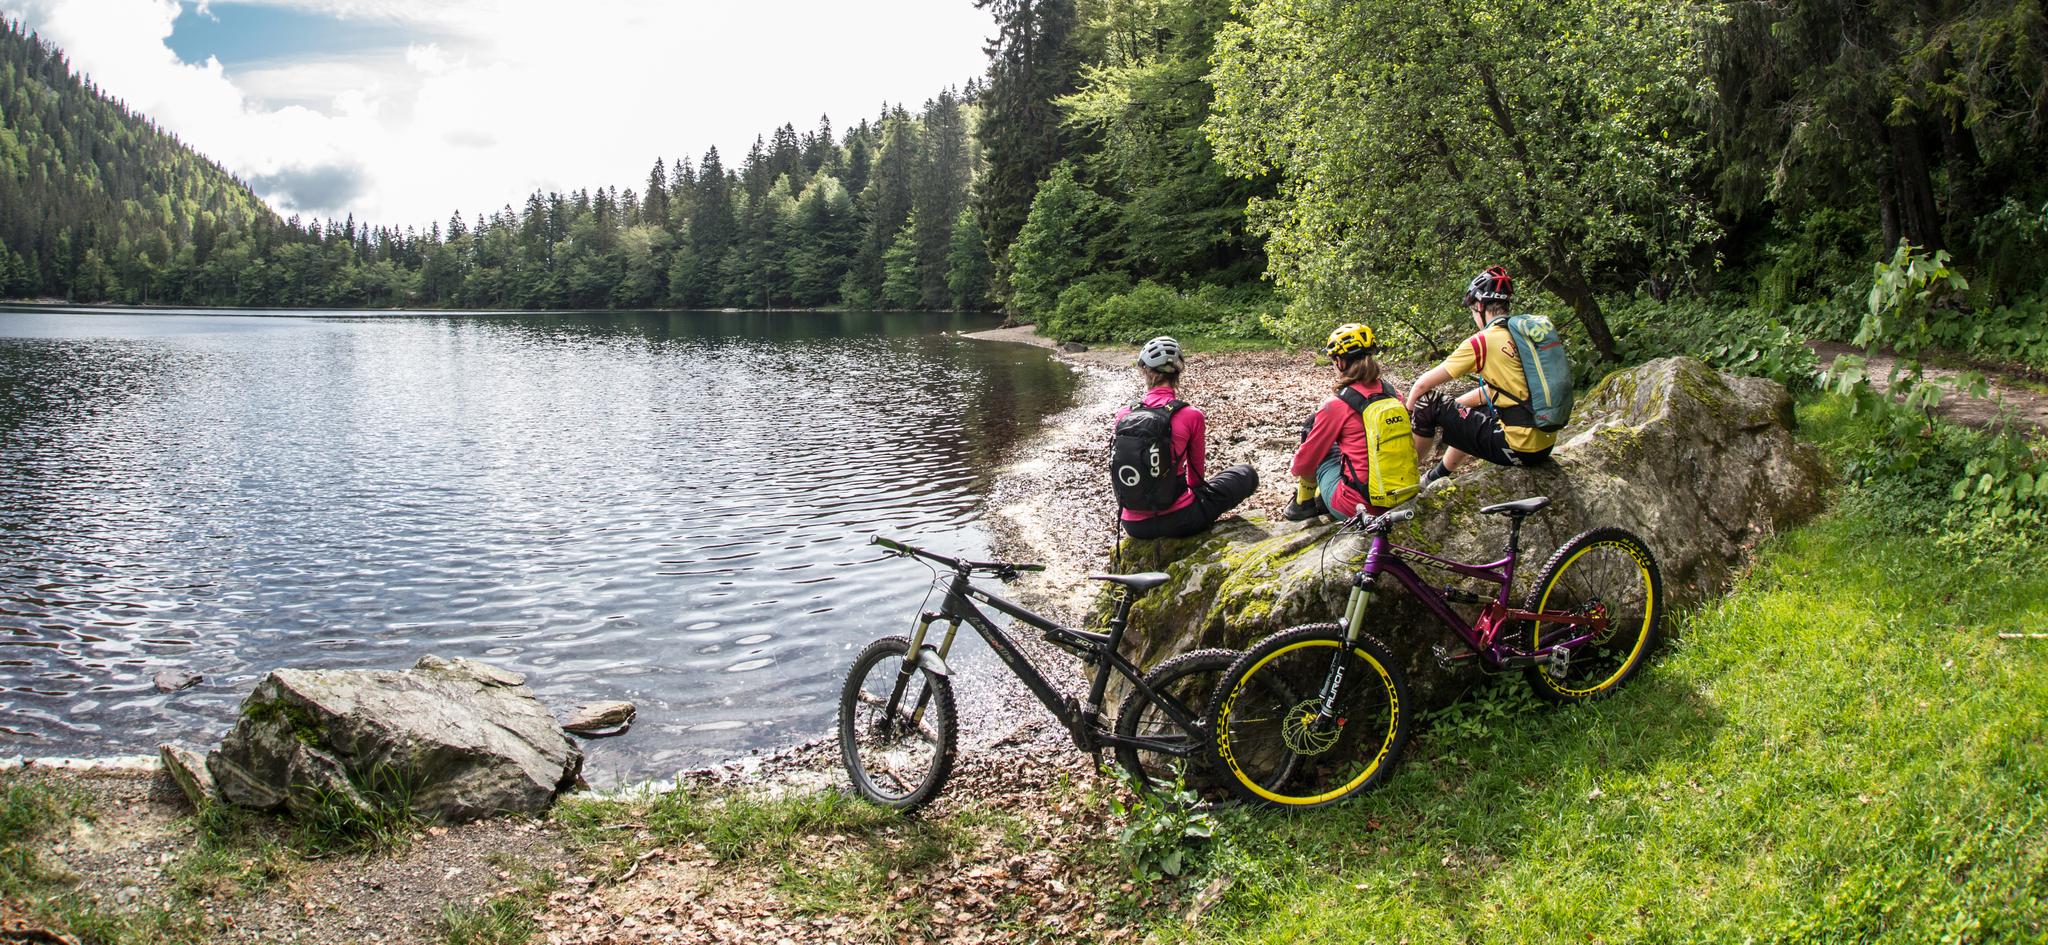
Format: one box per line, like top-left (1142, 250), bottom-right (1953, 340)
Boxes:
top-left (838, 536), bottom-right (1238, 813)
top-left (1208, 495), bottom-right (1663, 808)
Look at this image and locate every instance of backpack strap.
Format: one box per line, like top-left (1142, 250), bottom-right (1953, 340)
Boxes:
top-left (1330, 384), bottom-right (1393, 500)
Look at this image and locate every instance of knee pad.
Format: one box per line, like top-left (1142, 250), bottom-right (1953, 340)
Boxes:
top-left (1410, 391), bottom-right (1448, 438)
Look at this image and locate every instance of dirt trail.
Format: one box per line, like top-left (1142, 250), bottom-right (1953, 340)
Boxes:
top-left (1808, 341), bottom-right (2048, 434)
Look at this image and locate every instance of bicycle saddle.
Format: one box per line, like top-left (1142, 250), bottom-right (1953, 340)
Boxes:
top-left (1088, 572), bottom-right (1172, 592)
top-left (1479, 496), bottom-right (1551, 518)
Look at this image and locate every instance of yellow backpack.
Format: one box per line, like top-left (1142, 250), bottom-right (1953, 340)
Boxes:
top-left (1335, 386), bottom-right (1421, 508)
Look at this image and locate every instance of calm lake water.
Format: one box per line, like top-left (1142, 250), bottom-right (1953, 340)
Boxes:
top-left (0, 307), bottom-right (1078, 782)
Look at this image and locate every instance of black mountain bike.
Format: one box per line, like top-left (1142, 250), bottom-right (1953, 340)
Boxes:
top-left (837, 536), bottom-right (1237, 812)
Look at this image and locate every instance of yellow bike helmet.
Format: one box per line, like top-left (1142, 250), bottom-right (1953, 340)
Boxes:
top-left (1325, 323), bottom-right (1378, 359)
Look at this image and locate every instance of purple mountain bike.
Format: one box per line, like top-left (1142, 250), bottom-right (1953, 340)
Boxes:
top-left (1207, 496), bottom-right (1663, 807)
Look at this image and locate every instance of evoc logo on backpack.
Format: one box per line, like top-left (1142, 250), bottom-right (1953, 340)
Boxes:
top-left (1109, 400), bottom-right (1187, 512)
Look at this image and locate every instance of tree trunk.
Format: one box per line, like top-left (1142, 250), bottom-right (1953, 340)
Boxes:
top-left (1887, 121), bottom-right (1945, 252)
top-left (1534, 268), bottom-right (1617, 360)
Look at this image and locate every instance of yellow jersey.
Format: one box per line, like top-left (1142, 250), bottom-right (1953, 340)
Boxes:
top-left (1437, 323), bottom-right (1558, 453)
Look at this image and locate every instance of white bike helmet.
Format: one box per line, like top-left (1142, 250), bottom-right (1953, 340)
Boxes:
top-left (1137, 336), bottom-right (1183, 373)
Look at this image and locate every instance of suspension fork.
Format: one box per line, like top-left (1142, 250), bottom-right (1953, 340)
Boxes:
top-left (881, 597), bottom-right (961, 737)
top-left (1317, 553), bottom-right (1382, 721)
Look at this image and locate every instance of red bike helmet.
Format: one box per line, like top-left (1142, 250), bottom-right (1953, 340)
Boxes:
top-left (1461, 266), bottom-right (1512, 306)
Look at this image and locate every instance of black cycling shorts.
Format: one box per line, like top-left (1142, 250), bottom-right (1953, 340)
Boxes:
top-left (1412, 396), bottom-right (1551, 469)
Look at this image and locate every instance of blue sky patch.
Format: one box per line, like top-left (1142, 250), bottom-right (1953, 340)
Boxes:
top-left (167, 2), bottom-right (416, 69)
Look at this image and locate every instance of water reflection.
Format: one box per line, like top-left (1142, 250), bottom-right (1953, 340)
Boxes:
top-left (0, 308), bottom-right (1077, 781)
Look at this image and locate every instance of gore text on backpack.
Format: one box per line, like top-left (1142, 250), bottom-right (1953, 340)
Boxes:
top-left (1109, 400), bottom-right (1188, 512)
top-left (1335, 387), bottom-right (1422, 508)
top-left (1494, 314), bottom-right (1574, 433)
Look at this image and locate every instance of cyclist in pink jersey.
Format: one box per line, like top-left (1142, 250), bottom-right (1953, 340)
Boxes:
top-left (1109, 337), bottom-right (1257, 540)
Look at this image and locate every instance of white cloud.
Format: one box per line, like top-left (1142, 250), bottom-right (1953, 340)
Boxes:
top-left (8, 0), bottom-right (994, 228)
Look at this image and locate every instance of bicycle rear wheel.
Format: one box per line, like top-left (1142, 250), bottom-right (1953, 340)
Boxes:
top-left (1523, 527), bottom-right (1663, 703)
top-left (1113, 648), bottom-right (1238, 798)
top-left (1209, 623), bottom-right (1408, 808)
top-left (838, 635), bottom-right (957, 812)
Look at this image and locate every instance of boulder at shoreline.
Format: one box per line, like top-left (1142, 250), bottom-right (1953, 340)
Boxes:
top-left (206, 655), bottom-right (584, 823)
top-left (1111, 357), bottom-right (1828, 708)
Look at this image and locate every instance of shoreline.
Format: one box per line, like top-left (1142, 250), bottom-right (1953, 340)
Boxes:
top-left (0, 330), bottom-right (1451, 945)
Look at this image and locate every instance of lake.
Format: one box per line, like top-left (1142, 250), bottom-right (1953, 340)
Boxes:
top-left (0, 307), bottom-right (1079, 782)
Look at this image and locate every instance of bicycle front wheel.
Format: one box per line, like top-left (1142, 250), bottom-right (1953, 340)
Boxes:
top-left (1209, 624), bottom-right (1408, 808)
top-left (1523, 527), bottom-right (1663, 703)
top-left (1113, 647), bottom-right (1239, 798)
top-left (838, 635), bottom-right (957, 813)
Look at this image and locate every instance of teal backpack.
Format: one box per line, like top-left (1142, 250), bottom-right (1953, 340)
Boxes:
top-left (1484, 314), bottom-right (1574, 433)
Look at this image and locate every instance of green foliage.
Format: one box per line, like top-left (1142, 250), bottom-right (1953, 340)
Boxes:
top-left (0, 20), bottom-right (982, 312)
top-left (1608, 296), bottom-right (1822, 390)
top-left (945, 207), bottom-right (993, 310)
top-left (1040, 278), bottom-right (1277, 345)
top-left (1208, 0), bottom-right (1720, 359)
top-left (1419, 678), bottom-right (1542, 747)
top-left (880, 220), bottom-right (922, 310)
top-left (1059, 0), bottom-right (1272, 288)
top-left (1858, 242), bottom-right (1971, 360)
top-left (1105, 769), bottom-right (1217, 883)
top-left (1805, 390), bottom-right (2046, 568)
top-left (974, 0), bottom-right (1084, 272)
top-left (1009, 162), bottom-right (1113, 318)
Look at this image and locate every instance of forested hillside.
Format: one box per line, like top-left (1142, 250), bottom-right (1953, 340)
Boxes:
top-left (0, 20), bottom-right (276, 302)
top-left (5, 0), bottom-right (2045, 367)
top-left (0, 20), bottom-right (984, 310)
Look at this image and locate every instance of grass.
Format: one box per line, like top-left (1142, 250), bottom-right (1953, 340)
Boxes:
top-left (1138, 395), bottom-right (2048, 943)
top-left (437, 857), bottom-right (558, 945)
top-left (552, 785), bottom-right (979, 925)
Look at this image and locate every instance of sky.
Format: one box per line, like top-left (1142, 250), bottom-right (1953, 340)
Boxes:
top-left (3, 0), bottom-right (994, 230)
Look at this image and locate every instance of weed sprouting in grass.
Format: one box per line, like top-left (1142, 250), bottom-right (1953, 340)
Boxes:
top-left (287, 762), bottom-right (426, 855)
top-left (1105, 768), bottom-right (1218, 884)
top-left (437, 862), bottom-right (557, 945)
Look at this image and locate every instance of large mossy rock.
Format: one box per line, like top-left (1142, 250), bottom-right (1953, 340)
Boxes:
top-left (207, 655), bottom-right (583, 823)
top-left (1112, 357), bottom-right (1827, 708)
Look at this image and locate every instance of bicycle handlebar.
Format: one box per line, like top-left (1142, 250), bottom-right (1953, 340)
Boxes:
top-left (1351, 503), bottom-right (1418, 535)
top-left (870, 535), bottom-right (1047, 578)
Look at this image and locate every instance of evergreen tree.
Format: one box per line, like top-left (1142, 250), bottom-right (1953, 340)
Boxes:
top-left (880, 218), bottom-right (922, 309)
top-left (913, 88), bottom-right (971, 309)
top-left (972, 0), bottom-right (1082, 294)
top-left (1007, 162), bottom-right (1109, 317)
top-left (946, 207), bottom-right (993, 310)
top-left (851, 107), bottom-right (920, 303)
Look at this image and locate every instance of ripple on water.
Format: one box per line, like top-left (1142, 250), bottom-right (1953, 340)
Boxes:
top-left (0, 309), bottom-right (1076, 782)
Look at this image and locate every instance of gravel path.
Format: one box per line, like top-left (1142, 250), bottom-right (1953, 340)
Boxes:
top-left (1809, 340), bottom-right (2048, 434)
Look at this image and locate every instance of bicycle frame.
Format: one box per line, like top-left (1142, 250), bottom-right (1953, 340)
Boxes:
top-left (893, 567), bottom-right (1206, 759)
top-left (1344, 523), bottom-right (1610, 668)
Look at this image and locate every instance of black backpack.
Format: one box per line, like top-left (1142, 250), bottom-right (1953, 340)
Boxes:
top-left (1109, 400), bottom-right (1188, 512)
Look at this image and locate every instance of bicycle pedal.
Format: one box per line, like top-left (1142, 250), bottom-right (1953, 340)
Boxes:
top-left (1546, 646), bottom-right (1571, 678)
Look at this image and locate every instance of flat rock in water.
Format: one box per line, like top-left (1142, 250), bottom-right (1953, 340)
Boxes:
top-left (206, 655), bottom-right (583, 823)
top-left (1056, 341), bottom-right (1090, 353)
top-left (153, 670), bottom-right (201, 692)
top-left (159, 742), bottom-right (217, 808)
top-left (562, 701), bottom-right (636, 735)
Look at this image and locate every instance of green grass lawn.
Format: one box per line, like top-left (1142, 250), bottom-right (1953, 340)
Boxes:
top-left (1155, 428), bottom-right (2048, 942)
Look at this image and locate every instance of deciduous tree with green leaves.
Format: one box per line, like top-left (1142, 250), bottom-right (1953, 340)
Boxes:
top-left (1207, 0), bottom-right (1720, 358)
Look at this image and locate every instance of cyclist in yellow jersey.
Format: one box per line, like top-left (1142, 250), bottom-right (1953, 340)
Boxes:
top-left (1404, 266), bottom-right (1557, 485)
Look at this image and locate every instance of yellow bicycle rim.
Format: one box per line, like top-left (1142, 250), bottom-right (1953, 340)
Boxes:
top-left (1215, 638), bottom-right (1401, 806)
top-left (1534, 540), bottom-right (1655, 697)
